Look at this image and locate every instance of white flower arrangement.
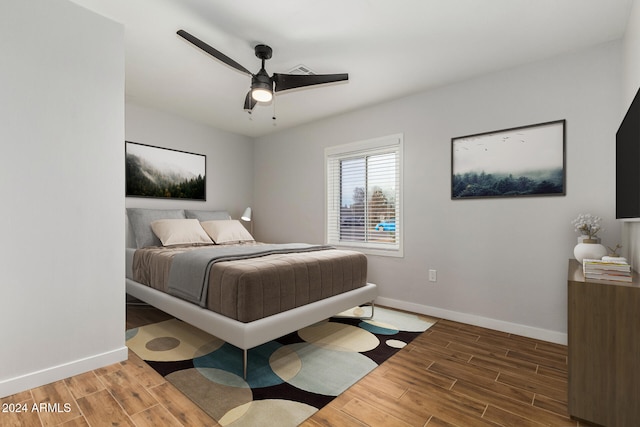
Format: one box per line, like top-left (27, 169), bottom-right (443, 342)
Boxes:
top-left (571, 213), bottom-right (602, 238)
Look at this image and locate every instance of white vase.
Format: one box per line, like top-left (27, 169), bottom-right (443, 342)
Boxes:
top-left (574, 237), bottom-right (608, 263)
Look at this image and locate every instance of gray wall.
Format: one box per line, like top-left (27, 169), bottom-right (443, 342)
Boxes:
top-left (125, 103), bottom-right (254, 219)
top-left (0, 0), bottom-right (125, 397)
top-left (254, 41), bottom-right (622, 343)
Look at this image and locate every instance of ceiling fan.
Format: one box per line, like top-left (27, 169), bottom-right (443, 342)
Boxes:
top-left (177, 30), bottom-right (349, 112)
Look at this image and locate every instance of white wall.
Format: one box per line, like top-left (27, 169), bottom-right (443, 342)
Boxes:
top-left (125, 103), bottom-right (254, 219)
top-left (254, 42), bottom-right (622, 344)
top-left (623, 0), bottom-right (640, 104)
top-left (0, 0), bottom-right (125, 397)
top-left (621, 0), bottom-right (640, 267)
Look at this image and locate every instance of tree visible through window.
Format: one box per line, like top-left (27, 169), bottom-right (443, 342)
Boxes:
top-left (326, 135), bottom-right (403, 256)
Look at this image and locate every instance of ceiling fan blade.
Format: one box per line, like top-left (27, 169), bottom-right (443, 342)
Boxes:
top-left (273, 73), bottom-right (348, 92)
top-left (177, 30), bottom-right (252, 76)
top-left (244, 91), bottom-right (257, 111)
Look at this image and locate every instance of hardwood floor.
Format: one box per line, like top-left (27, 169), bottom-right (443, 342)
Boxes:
top-left (1, 304), bottom-right (580, 427)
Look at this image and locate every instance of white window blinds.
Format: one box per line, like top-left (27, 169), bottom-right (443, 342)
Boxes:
top-left (325, 134), bottom-right (403, 256)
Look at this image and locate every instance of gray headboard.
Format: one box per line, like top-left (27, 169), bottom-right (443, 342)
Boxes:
top-left (125, 208), bottom-right (231, 248)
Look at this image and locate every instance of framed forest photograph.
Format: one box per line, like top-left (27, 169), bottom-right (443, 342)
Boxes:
top-left (451, 120), bottom-right (565, 199)
top-left (125, 141), bottom-right (206, 200)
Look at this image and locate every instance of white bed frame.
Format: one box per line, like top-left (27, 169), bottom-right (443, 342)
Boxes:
top-left (125, 208), bottom-right (378, 378)
top-left (126, 278), bottom-right (377, 378)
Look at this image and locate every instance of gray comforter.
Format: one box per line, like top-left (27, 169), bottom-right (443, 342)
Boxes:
top-left (167, 243), bottom-right (333, 306)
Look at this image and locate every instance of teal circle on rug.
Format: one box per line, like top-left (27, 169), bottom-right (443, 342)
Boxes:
top-left (358, 322), bottom-right (399, 335)
top-left (272, 342), bottom-right (378, 396)
top-left (194, 341), bottom-right (284, 389)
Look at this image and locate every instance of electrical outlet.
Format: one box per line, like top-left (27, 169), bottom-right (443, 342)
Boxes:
top-left (428, 269), bottom-right (437, 282)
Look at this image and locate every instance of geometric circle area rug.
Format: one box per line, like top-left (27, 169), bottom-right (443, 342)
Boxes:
top-left (126, 306), bottom-right (435, 427)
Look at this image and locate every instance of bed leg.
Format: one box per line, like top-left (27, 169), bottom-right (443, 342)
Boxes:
top-left (243, 349), bottom-right (248, 380)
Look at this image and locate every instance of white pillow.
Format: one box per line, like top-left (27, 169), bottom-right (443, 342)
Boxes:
top-left (200, 220), bottom-right (255, 244)
top-left (150, 219), bottom-right (213, 246)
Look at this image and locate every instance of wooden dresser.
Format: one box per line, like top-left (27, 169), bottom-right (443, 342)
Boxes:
top-left (567, 259), bottom-right (640, 426)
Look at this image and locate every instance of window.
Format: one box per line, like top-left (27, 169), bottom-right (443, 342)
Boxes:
top-left (325, 134), bottom-right (403, 256)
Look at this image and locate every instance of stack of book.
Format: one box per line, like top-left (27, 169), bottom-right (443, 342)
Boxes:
top-left (582, 257), bottom-right (632, 282)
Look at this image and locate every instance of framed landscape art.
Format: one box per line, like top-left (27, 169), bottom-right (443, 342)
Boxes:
top-left (125, 141), bottom-right (206, 200)
top-left (451, 120), bottom-right (565, 199)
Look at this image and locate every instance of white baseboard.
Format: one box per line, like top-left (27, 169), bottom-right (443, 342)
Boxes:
top-left (0, 346), bottom-right (128, 398)
top-left (376, 297), bottom-right (567, 345)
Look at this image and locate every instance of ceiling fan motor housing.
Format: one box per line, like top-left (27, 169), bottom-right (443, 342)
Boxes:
top-left (253, 68), bottom-right (272, 86)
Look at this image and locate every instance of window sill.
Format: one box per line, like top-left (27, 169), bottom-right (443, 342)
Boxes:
top-left (330, 243), bottom-right (404, 258)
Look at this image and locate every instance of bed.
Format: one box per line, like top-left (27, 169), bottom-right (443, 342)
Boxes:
top-left (125, 208), bottom-right (378, 378)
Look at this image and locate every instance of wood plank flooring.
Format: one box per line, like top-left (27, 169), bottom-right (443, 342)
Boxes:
top-left (304, 319), bottom-right (578, 427)
top-left (1, 304), bottom-right (580, 426)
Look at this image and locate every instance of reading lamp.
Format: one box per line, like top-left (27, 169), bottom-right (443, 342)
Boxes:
top-left (241, 207), bottom-right (253, 235)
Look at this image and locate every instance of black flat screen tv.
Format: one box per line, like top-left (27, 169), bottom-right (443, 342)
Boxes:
top-left (616, 87), bottom-right (640, 219)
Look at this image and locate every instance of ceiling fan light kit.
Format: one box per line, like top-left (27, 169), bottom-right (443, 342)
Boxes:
top-left (251, 67), bottom-right (273, 102)
top-left (251, 87), bottom-right (273, 102)
top-left (176, 29), bottom-right (348, 115)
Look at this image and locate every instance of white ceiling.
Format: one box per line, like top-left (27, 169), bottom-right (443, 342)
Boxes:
top-left (70, 0), bottom-right (632, 137)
